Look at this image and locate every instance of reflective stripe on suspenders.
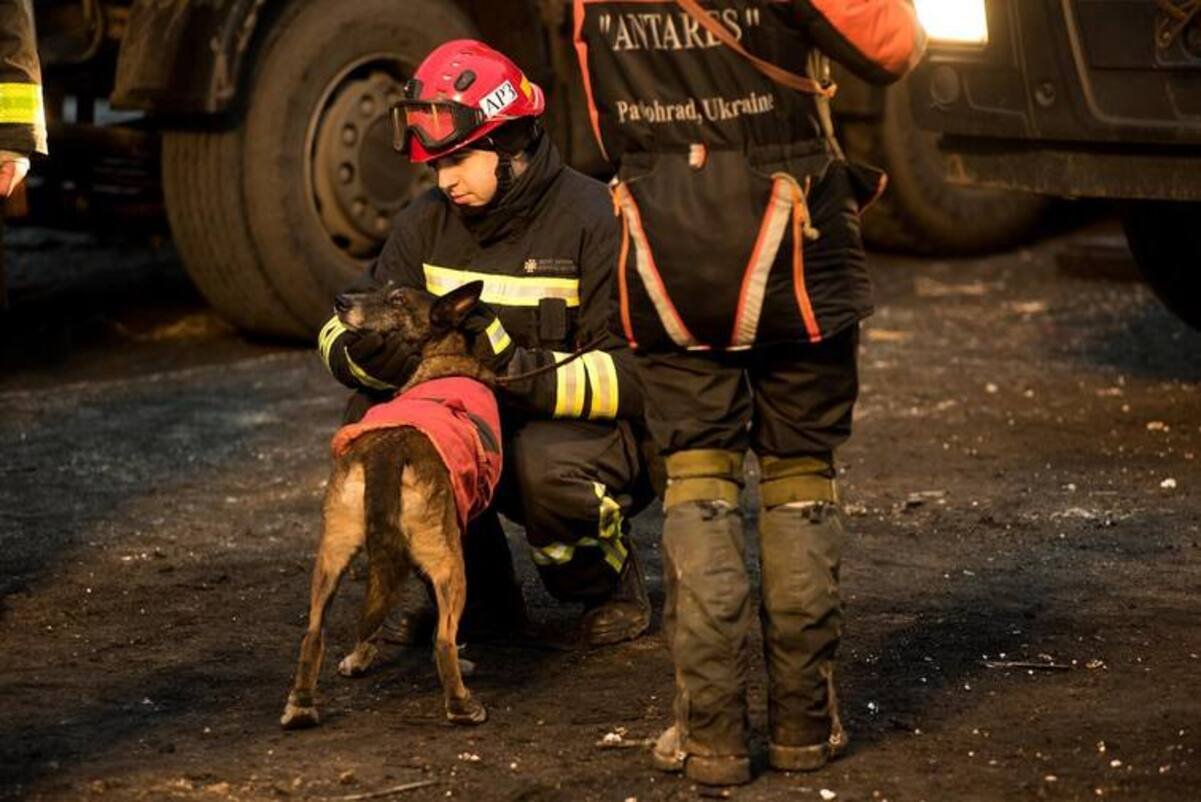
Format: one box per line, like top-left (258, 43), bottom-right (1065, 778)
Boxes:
top-left (730, 173), bottom-right (823, 347)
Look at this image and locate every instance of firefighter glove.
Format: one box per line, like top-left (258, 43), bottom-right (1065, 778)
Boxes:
top-left (343, 330), bottom-right (421, 391)
top-left (462, 302), bottom-right (516, 372)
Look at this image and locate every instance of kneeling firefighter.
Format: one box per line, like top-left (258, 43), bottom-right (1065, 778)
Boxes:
top-left (319, 40), bottom-right (655, 646)
top-left (574, 0), bottom-right (926, 784)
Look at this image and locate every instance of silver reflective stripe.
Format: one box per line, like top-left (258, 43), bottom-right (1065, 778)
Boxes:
top-left (582, 351), bottom-right (619, 420)
top-left (730, 175), bottom-right (797, 348)
top-left (551, 350), bottom-right (588, 418)
top-left (613, 185), bottom-right (699, 349)
top-left (423, 263), bottom-right (580, 308)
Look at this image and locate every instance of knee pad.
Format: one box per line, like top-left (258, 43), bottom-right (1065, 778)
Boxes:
top-left (759, 454), bottom-right (838, 511)
top-left (663, 449), bottom-right (744, 511)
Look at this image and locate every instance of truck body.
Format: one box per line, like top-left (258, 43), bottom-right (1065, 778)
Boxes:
top-left (18, 0), bottom-right (1049, 337)
top-left (908, 0), bottom-right (1201, 328)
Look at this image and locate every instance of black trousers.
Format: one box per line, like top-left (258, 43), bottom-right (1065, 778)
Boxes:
top-left (343, 392), bottom-right (653, 602)
top-left (634, 326), bottom-right (860, 460)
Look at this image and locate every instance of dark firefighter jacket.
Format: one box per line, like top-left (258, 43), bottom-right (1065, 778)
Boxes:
top-left (322, 134), bottom-right (643, 422)
top-left (573, 0), bottom-right (925, 352)
top-left (0, 0), bottom-right (47, 156)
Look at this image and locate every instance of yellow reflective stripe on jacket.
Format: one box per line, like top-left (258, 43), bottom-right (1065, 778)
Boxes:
top-left (484, 317), bottom-right (512, 354)
top-left (581, 351), bottom-right (619, 420)
top-left (423, 263), bottom-right (580, 308)
top-left (318, 313), bottom-right (395, 391)
top-left (0, 83), bottom-right (44, 126)
top-left (317, 316), bottom-right (345, 364)
top-left (551, 351), bottom-right (587, 418)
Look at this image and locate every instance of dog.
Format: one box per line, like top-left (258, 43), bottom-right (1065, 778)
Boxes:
top-left (281, 279), bottom-right (501, 729)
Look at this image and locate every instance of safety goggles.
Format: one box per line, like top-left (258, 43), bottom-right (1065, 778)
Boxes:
top-left (391, 99), bottom-right (486, 154)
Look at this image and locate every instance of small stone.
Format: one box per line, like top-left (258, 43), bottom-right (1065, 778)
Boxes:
top-left (1045, 775), bottom-right (1058, 783)
top-left (1110, 759), bottom-right (1122, 768)
top-left (820, 790), bottom-right (837, 801)
top-left (457, 752), bottom-right (481, 762)
top-left (1160, 478), bottom-right (1178, 489)
top-left (985, 383), bottom-right (999, 394)
top-left (338, 770), bottom-right (356, 785)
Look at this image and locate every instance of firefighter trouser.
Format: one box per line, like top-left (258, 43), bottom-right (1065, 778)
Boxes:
top-left (634, 328), bottom-right (858, 753)
top-left (344, 392), bottom-right (652, 604)
top-left (497, 417), bottom-right (653, 602)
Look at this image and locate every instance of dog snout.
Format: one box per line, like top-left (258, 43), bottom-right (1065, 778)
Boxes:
top-left (334, 294), bottom-right (353, 315)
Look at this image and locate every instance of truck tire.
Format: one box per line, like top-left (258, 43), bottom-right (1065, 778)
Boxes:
top-left (164, 0), bottom-right (474, 338)
top-left (843, 81), bottom-right (1050, 255)
top-left (1122, 201), bottom-right (1201, 331)
top-left (242, 0), bottom-right (475, 332)
top-left (162, 129), bottom-right (310, 339)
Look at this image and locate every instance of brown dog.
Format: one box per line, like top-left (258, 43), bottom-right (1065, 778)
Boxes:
top-left (281, 280), bottom-right (497, 729)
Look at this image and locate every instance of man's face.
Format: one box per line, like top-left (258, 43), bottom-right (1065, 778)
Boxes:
top-left (432, 149), bottom-right (499, 208)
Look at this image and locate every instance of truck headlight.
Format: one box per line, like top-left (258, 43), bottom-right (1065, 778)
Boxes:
top-left (914, 0), bottom-right (990, 45)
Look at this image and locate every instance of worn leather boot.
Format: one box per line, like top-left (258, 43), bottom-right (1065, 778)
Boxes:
top-left (653, 493), bottom-right (753, 786)
top-left (580, 542), bottom-right (650, 646)
top-left (759, 496), bottom-right (848, 771)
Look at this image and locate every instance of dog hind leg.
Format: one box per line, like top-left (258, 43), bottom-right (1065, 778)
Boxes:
top-left (281, 461), bottom-right (366, 729)
top-left (339, 552), bottom-right (409, 677)
top-left (401, 464), bottom-right (486, 725)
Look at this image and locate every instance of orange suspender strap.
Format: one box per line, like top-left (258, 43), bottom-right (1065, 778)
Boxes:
top-left (673, 0), bottom-right (837, 99)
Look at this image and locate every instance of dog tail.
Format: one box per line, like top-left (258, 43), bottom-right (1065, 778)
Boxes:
top-left (362, 438), bottom-right (406, 550)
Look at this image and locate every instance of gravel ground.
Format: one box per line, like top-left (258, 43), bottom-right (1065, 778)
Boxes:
top-left (1, 221), bottom-right (1198, 801)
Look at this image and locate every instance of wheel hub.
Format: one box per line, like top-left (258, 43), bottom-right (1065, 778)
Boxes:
top-left (312, 69), bottom-right (433, 260)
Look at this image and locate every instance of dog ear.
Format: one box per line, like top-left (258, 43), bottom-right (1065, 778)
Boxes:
top-left (430, 280), bottom-right (484, 330)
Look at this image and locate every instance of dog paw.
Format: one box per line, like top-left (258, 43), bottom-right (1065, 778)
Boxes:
top-left (445, 694), bottom-right (487, 725)
top-left (338, 644), bottom-right (379, 678)
top-left (280, 702), bottom-right (321, 730)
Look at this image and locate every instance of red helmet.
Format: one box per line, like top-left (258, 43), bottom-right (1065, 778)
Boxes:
top-left (392, 39), bottom-right (546, 164)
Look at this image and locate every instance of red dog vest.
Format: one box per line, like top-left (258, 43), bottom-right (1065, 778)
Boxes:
top-left (330, 377), bottom-right (503, 531)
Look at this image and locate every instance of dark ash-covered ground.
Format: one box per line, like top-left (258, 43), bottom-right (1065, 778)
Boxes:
top-left (1, 221), bottom-right (1198, 801)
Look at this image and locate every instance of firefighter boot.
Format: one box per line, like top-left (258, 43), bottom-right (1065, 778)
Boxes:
top-left (758, 455), bottom-right (848, 772)
top-left (580, 541), bottom-right (651, 646)
top-left (381, 511), bottom-right (526, 645)
top-left (651, 450), bottom-right (753, 786)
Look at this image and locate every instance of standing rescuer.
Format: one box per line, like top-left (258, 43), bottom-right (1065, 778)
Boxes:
top-left (319, 40), bottom-right (654, 647)
top-left (574, 0), bottom-right (926, 785)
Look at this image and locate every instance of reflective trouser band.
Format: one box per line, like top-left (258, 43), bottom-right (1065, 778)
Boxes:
top-left (759, 454), bottom-right (838, 508)
top-left (552, 350), bottom-right (587, 418)
top-left (530, 483), bottom-right (627, 573)
top-left (663, 449), bottom-right (745, 510)
top-left (0, 83), bottom-right (44, 126)
top-left (423, 263), bottom-right (580, 308)
top-left (531, 537), bottom-right (626, 573)
top-left (581, 350), bottom-right (619, 420)
top-left (484, 317), bottom-right (512, 354)
top-left (318, 314), bottom-right (394, 391)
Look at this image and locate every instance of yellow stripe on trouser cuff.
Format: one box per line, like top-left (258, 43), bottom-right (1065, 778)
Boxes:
top-left (581, 351), bottom-right (619, 420)
top-left (552, 351), bottom-right (587, 418)
top-left (663, 449), bottom-right (745, 510)
top-left (530, 484), bottom-right (626, 573)
top-left (423, 263), bottom-right (580, 307)
top-left (759, 454), bottom-right (838, 507)
top-left (0, 83), bottom-right (44, 126)
top-left (484, 318), bottom-right (512, 354)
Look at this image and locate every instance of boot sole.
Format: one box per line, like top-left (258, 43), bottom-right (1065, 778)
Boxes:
top-left (685, 755), bottom-right (752, 786)
top-left (768, 742), bottom-right (829, 772)
top-left (769, 730), bottom-right (849, 772)
top-left (651, 747), bottom-right (751, 786)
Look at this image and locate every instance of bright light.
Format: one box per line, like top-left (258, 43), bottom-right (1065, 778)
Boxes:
top-left (914, 0), bottom-right (990, 45)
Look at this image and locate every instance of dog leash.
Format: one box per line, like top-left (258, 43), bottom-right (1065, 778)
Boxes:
top-left (494, 333), bottom-right (609, 386)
